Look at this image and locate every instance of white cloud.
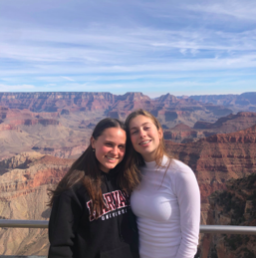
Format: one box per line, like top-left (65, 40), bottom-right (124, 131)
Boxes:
top-left (62, 77), bottom-right (75, 82)
top-left (179, 49), bottom-right (188, 55)
top-left (0, 0), bottom-right (256, 94)
top-left (185, 0), bottom-right (256, 21)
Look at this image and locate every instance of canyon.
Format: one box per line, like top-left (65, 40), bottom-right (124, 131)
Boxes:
top-left (1, 91), bottom-right (256, 257)
top-left (166, 125), bottom-right (256, 224)
top-left (0, 152), bottom-right (73, 255)
top-left (0, 92), bottom-right (253, 161)
top-left (188, 92), bottom-right (256, 113)
top-left (164, 111), bottom-right (256, 143)
top-left (200, 174), bottom-right (256, 258)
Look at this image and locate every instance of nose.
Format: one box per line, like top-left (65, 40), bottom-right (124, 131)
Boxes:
top-left (139, 129), bottom-right (146, 138)
top-left (111, 146), bottom-right (119, 156)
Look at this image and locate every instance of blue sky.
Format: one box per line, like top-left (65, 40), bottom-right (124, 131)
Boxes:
top-left (0, 0), bottom-right (256, 97)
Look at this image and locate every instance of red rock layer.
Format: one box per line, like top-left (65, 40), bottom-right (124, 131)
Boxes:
top-left (165, 111), bottom-right (256, 142)
top-left (0, 153), bottom-right (73, 200)
top-left (166, 125), bottom-right (256, 205)
top-left (0, 92), bottom-right (116, 112)
top-left (0, 92), bottom-right (233, 125)
top-left (200, 174), bottom-right (256, 258)
top-left (0, 152), bottom-right (75, 255)
top-left (194, 112), bottom-right (256, 132)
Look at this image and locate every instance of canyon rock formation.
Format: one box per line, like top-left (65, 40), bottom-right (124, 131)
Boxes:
top-left (1, 91), bottom-right (256, 256)
top-left (200, 174), bottom-right (256, 258)
top-left (0, 92), bottom-right (238, 161)
top-left (189, 92), bottom-right (256, 113)
top-left (0, 104), bottom-right (103, 161)
top-left (0, 92), bottom-right (232, 129)
top-left (0, 152), bottom-right (73, 255)
top-left (166, 125), bottom-right (256, 224)
top-left (2, 124), bottom-right (256, 256)
top-left (164, 111), bottom-right (256, 143)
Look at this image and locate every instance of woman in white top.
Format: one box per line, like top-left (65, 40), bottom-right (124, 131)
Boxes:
top-left (125, 109), bottom-right (200, 258)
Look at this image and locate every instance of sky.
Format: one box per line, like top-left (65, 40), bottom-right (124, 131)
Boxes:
top-left (0, 0), bottom-right (256, 98)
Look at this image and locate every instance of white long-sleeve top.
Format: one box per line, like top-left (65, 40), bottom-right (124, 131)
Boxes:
top-left (130, 156), bottom-right (200, 258)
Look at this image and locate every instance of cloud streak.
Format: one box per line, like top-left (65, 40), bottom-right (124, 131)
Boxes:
top-left (0, 0), bottom-right (255, 96)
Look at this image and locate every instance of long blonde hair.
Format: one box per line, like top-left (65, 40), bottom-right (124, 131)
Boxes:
top-left (125, 109), bottom-right (171, 168)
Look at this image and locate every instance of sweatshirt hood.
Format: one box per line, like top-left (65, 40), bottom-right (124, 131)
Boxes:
top-left (100, 167), bottom-right (120, 180)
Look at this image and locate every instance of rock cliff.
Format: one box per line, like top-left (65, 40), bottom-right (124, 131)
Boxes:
top-left (0, 92), bottom-right (233, 129)
top-left (1, 92), bottom-right (256, 256)
top-left (194, 112), bottom-right (256, 132)
top-left (0, 152), bottom-right (73, 255)
top-left (200, 174), bottom-right (256, 258)
top-left (0, 92), bottom-right (116, 112)
top-left (0, 105), bottom-right (96, 161)
top-left (164, 111), bottom-right (256, 143)
top-left (166, 125), bottom-right (256, 224)
top-left (2, 124), bottom-right (256, 256)
top-left (189, 92), bottom-right (256, 112)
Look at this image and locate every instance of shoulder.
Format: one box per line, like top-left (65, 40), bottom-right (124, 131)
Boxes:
top-left (166, 159), bottom-right (197, 182)
top-left (53, 182), bottom-right (87, 208)
top-left (170, 159), bottom-right (193, 173)
top-left (167, 159), bottom-right (200, 198)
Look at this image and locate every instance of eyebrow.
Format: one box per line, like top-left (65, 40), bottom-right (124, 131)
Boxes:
top-left (104, 140), bottom-right (125, 145)
top-left (130, 122), bottom-right (150, 130)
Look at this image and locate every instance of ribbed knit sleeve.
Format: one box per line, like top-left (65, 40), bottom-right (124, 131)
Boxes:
top-left (170, 161), bottom-right (200, 258)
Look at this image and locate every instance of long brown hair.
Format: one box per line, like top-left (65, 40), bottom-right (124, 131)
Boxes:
top-left (125, 109), bottom-right (171, 168)
top-left (48, 118), bottom-right (140, 216)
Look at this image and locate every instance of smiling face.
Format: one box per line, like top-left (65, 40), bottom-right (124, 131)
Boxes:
top-left (91, 127), bottom-right (126, 173)
top-left (129, 115), bottom-right (163, 162)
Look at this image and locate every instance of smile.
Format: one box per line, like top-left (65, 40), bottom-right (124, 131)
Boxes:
top-left (139, 140), bottom-right (151, 145)
top-left (105, 156), bottom-right (118, 161)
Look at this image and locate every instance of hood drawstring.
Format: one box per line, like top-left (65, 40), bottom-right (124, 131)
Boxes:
top-left (103, 173), bottom-right (124, 241)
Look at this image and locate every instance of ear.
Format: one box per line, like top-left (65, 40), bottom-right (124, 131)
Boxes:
top-left (90, 137), bottom-right (96, 149)
top-left (158, 127), bottom-right (163, 140)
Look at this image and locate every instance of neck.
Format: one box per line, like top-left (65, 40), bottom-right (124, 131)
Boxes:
top-left (99, 165), bottom-right (110, 173)
top-left (142, 152), bottom-right (157, 162)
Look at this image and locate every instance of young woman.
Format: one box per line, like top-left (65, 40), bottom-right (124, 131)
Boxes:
top-left (125, 109), bottom-right (200, 258)
top-left (48, 118), bottom-right (140, 258)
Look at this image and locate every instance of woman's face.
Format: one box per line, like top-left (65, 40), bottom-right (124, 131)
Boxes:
top-left (91, 127), bottom-right (126, 173)
top-left (129, 115), bottom-right (163, 162)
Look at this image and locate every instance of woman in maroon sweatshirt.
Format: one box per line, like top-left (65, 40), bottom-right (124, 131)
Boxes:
top-left (48, 118), bottom-right (140, 258)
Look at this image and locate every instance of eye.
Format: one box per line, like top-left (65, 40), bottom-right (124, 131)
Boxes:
top-left (144, 126), bottom-right (150, 130)
top-left (119, 145), bottom-right (125, 150)
top-left (105, 142), bottom-right (113, 147)
top-left (130, 130), bottom-right (138, 135)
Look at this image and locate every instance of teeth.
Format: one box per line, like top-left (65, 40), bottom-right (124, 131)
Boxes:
top-left (140, 140), bottom-right (150, 145)
top-left (106, 157), bottom-right (116, 160)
